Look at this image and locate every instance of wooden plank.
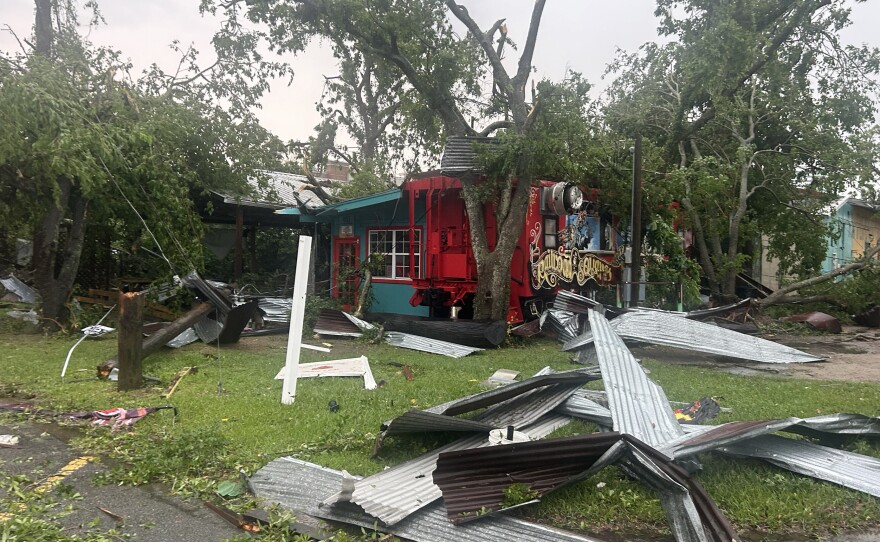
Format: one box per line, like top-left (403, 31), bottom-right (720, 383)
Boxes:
top-left (162, 366), bottom-right (196, 398)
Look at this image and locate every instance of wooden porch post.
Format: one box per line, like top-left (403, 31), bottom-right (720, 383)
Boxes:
top-left (234, 205), bottom-right (244, 282)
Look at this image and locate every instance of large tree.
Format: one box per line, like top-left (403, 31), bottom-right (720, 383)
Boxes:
top-left (211, 0), bottom-right (557, 319)
top-left (604, 0), bottom-right (880, 301)
top-left (0, 0), bottom-right (285, 326)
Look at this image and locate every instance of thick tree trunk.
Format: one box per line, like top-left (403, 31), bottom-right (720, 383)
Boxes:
top-left (32, 178), bottom-right (88, 328)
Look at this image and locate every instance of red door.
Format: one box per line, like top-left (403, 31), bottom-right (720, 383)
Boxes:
top-left (333, 237), bottom-right (360, 309)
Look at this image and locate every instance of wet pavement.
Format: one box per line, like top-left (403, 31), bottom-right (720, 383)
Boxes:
top-left (0, 420), bottom-right (241, 541)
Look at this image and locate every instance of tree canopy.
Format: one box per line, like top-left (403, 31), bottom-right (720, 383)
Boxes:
top-left (0, 0), bottom-right (286, 326)
top-left (604, 0), bottom-right (880, 300)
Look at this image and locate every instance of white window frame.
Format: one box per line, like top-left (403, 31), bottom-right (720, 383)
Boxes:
top-left (368, 228), bottom-right (422, 279)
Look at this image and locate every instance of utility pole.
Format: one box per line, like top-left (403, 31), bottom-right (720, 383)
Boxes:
top-left (629, 132), bottom-right (643, 308)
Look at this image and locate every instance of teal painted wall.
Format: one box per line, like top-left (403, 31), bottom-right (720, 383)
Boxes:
top-left (329, 197), bottom-right (429, 316)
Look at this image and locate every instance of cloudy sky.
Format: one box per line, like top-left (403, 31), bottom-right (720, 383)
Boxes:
top-left (3, 1), bottom-right (879, 144)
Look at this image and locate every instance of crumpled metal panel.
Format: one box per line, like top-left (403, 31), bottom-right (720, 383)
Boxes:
top-left (0, 275), bottom-right (38, 304)
top-left (564, 310), bottom-right (823, 364)
top-left (432, 432), bottom-right (740, 542)
top-left (540, 309), bottom-right (581, 343)
top-left (719, 434), bottom-right (880, 499)
top-left (380, 368), bottom-right (599, 437)
top-left (193, 317), bottom-right (223, 344)
top-left (665, 413), bottom-right (880, 458)
top-left (384, 331), bottom-right (483, 358)
top-left (313, 309), bottom-right (364, 337)
top-left (182, 271), bottom-right (232, 318)
top-left (256, 297), bottom-right (291, 323)
top-left (331, 414), bottom-right (571, 526)
top-left (590, 310), bottom-right (684, 447)
top-left (250, 457), bottom-right (602, 542)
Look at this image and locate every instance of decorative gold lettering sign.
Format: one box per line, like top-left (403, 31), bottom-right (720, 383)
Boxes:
top-left (528, 221), bottom-right (620, 289)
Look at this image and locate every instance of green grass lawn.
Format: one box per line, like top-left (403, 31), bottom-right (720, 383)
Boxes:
top-left (1, 325), bottom-right (879, 541)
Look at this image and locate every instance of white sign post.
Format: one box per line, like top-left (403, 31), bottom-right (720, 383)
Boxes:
top-left (281, 235), bottom-right (312, 405)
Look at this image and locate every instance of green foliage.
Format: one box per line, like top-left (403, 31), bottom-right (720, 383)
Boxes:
top-left (303, 294), bottom-right (342, 335)
top-left (501, 482), bottom-right (540, 508)
top-left (336, 165), bottom-right (393, 200)
top-left (604, 0), bottom-right (880, 297)
top-left (826, 267), bottom-right (880, 314)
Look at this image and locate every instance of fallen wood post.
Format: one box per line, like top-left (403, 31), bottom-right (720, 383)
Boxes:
top-left (99, 302), bottom-right (214, 378)
top-left (117, 292), bottom-right (144, 391)
top-left (367, 312), bottom-right (507, 348)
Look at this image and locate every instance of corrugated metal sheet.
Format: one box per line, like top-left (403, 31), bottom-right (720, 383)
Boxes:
top-left (590, 310), bottom-right (683, 447)
top-left (256, 297), bottom-right (291, 323)
top-left (342, 311), bottom-right (375, 331)
top-left (666, 413), bottom-right (880, 458)
top-left (250, 457), bottom-right (603, 542)
top-left (215, 170), bottom-right (329, 211)
top-left (0, 275), bottom-right (37, 303)
top-left (333, 413), bottom-right (572, 526)
top-left (193, 317), bottom-right (223, 344)
top-left (313, 309), bottom-right (364, 337)
top-left (719, 434), bottom-right (880, 499)
top-left (540, 309), bottom-right (581, 343)
top-left (432, 433), bottom-right (741, 542)
top-left (182, 271), bottom-right (232, 318)
top-left (380, 368), bottom-right (599, 438)
top-left (439, 136), bottom-right (500, 175)
top-left (564, 310), bottom-right (823, 364)
top-left (384, 331), bottom-right (483, 358)
top-left (553, 290), bottom-right (624, 318)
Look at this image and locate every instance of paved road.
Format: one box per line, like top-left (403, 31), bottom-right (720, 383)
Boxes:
top-left (0, 420), bottom-right (242, 541)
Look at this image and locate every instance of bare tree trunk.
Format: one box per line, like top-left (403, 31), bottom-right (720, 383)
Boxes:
top-left (354, 267), bottom-right (372, 318)
top-left (34, 0), bottom-right (53, 57)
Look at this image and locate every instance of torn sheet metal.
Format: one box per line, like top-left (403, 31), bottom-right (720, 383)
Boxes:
top-left (331, 414), bottom-right (572, 526)
top-left (182, 271), bottom-right (232, 317)
top-left (553, 290), bottom-right (621, 317)
top-left (666, 413), bottom-right (880, 458)
top-left (589, 310), bottom-right (684, 447)
top-left (313, 309), bottom-right (366, 337)
top-left (256, 297), bottom-right (291, 323)
top-left (432, 432), bottom-right (741, 542)
top-left (194, 317), bottom-right (223, 344)
top-left (250, 457), bottom-right (602, 542)
top-left (166, 328), bottom-right (199, 348)
top-left (384, 331), bottom-right (482, 358)
top-left (564, 310), bottom-right (823, 364)
top-left (539, 309), bottom-right (580, 343)
top-left (0, 275), bottom-right (38, 304)
top-left (718, 434), bottom-right (880, 499)
top-left (274, 355), bottom-right (377, 390)
top-left (380, 369), bottom-right (599, 438)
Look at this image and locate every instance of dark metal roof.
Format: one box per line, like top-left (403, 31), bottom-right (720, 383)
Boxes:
top-left (313, 309), bottom-right (366, 337)
top-left (440, 136), bottom-right (500, 176)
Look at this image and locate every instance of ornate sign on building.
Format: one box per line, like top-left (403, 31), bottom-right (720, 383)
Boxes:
top-left (528, 221), bottom-right (621, 289)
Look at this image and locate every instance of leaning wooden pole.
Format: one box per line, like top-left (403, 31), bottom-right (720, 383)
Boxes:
top-left (117, 292), bottom-right (144, 391)
top-left (99, 302), bottom-right (214, 377)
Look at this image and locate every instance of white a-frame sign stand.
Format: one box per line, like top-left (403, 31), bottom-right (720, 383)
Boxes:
top-left (281, 235), bottom-right (312, 405)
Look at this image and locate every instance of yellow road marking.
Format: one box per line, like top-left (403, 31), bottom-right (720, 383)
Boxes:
top-left (0, 456), bottom-right (95, 521)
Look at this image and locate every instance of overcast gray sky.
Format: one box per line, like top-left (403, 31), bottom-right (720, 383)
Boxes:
top-left (3, 1), bottom-right (879, 144)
